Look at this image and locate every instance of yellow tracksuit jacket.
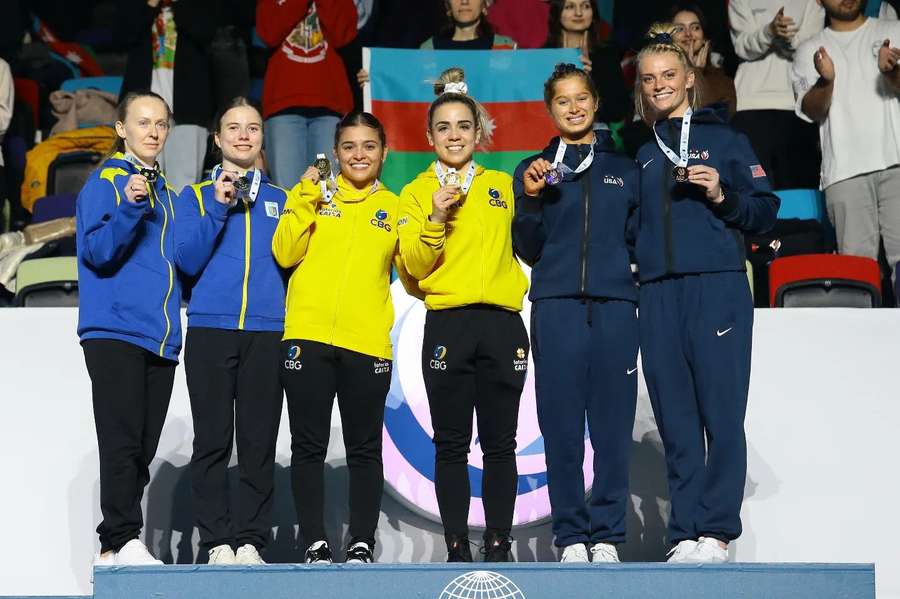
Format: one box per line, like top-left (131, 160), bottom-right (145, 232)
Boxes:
top-left (398, 162), bottom-right (528, 311)
top-left (272, 175), bottom-right (416, 359)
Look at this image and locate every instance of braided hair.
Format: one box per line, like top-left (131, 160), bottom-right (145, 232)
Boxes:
top-left (633, 23), bottom-right (701, 122)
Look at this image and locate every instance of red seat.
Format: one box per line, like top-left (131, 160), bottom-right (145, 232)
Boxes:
top-left (769, 254), bottom-right (881, 308)
top-left (13, 77), bottom-right (40, 130)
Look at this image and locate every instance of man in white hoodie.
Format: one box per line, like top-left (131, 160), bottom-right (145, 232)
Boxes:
top-left (729, 0), bottom-right (824, 189)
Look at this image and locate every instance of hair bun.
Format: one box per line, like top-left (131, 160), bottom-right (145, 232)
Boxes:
top-left (433, 67), bottom-right (468, 97)
top-left (648, 32), bottom-right (674, 45)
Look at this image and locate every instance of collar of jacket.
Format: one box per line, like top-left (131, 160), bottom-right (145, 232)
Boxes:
top-left (539, 128), bottom-right (616, 165)
top-left (417, 161), bottom-right (487, 182)
top-left (107, 152), bottom-right (169, 191)
top-left (331, 173), bottom-right (384, 203)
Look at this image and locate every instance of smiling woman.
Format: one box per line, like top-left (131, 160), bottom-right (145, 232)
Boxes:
top-left (397, 67), bottom-right (529, 564)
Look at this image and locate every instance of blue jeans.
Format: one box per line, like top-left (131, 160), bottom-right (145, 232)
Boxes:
top-left (264, 113), bottom-right (340, 190)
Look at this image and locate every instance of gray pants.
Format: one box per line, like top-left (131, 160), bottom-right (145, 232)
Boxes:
top-left (825, 166), bottom-right (900, 286)
top-left (158, 124), bottom-right (208, 194)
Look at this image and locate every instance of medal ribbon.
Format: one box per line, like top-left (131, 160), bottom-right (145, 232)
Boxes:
top-left (212, 165), bottom-right (262, 204)
top-left (123, 153), bottom-right (160, 207)
top-left (320, 175), bottom-right (379, 203)
top-left (652, 107), bottom-right (693, 168)
top-left (551, 136), bottom-right (595, 178)
top-left (435, 161), bottom-right (477, 194)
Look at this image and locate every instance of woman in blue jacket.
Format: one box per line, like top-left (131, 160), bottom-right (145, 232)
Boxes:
top-left (634, 25), bottom-right (779, 564)
top-left (77, 90), bottom-right (180, 567)
top-left (174, 97), bottom-right (288, 566)
top-left (513, 63), bottom-right (639, 564)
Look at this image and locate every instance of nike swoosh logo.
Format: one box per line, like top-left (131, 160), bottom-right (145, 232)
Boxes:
top-left (642, 158), bottom-right (654, 169)
top-left (717, 328), bottom-right (733, 337)
top-left (627, 367), bottom-right (638, 375)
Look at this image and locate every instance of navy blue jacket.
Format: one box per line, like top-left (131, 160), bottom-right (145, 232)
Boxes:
top-left (635, 109), bottom-right (779, 283)
top-left (513, 131), bottom-right (639, 303)
top-left (77, 154), bottom-right (182, 361)
top-left (175, 173), bottom-right (289, 332)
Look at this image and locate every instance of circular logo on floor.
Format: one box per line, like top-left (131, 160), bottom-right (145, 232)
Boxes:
top-left (439, 571), bottom-right (525, 599)
top-left (382, 276), bottom-right (595, 527)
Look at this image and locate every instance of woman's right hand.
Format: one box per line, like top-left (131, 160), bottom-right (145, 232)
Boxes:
top-left (429, 185), bottom-right (461, 223)
top-left (357, 68), bottom-right (370, 88)
top-left (213, 170), bottom-right (236, 206)
top-left (301, 165), bottom-right (321, 185)
top-left (523, 158), bottom-right (553, 197)
top-left (123, 174), bottom-right (149, 203)
top-left (579, 53), bottom-right (593, 73)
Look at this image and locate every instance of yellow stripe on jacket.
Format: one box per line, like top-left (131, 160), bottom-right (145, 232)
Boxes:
top-left (398, 162), bottom-right (527, 311)
top-left (272, 175), bottom-right (414, 359)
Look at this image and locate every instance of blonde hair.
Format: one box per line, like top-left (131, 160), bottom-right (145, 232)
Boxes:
top-left (633, 23), bottom-right (701, 122)
top-left (428, 67), bottom-right (495, 149)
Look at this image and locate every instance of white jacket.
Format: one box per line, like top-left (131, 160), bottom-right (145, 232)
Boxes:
top-left (729, 0), bottom-right (824, 112)
top-left (0, 58), bottom-right (13, 167)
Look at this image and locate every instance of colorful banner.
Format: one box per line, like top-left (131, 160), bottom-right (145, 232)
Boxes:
top-left (363, 47), bottom-right (580, 195)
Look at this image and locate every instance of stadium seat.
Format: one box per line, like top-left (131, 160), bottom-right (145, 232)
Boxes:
top-left (60, 76), bottom-right (122, 97)
top-left (32, 194), bottom-right (77, 223)
top-left (13, 256), bottom-right (78, 307)
top-left (46, 151), bottom-right (103, 197)
top-left (769, 254), bottom-right (881, 308)
top-left (775, 189), bottom-right (827, 223)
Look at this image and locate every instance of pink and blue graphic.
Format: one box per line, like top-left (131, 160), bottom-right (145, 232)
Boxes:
top-left (382, 277), bottom-right (595, 527)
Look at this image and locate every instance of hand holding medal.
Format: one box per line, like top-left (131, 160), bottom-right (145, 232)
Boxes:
top-left (123, 173), bottom-right (149, 203)
top-left (430, 181), bottom-right (461, 223)
top-left (214, 170), bottom-right (238, 207)
top-left (685, 164), bottom-right (724, 204)
top-left (315, 153), bottom-right (338, 194)
top-left (522, 158), bottom-right (554, 197)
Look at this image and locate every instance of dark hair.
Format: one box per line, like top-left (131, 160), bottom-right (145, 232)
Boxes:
top-left (212, 96), bottom-right (263, 134)
top-left (333, 110), bottom-right (387, 148)
top-left (544, 0), bottom-right (604, 49)
top-left (438, 0), bottom-right (494, 40)
top-left (427, 67), bottom-right (494, 148)
top-left (543, 62), bottom-right (599, 108)
top-left (108, 90), bottom-right (172, 158)
top-left (669, 2), bottom-right (708, 35)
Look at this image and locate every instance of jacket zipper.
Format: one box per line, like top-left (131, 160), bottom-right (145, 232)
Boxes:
top-left (330, 199), bottom-right (357, 342)
top-left (238, 199), bottom-right (251, 330)
top-left (155, 185), bottom-right (174, 356)
top-left (663, 120), bottom-right (675, 275)
top-left (579, 144), bottom-right (591, 296)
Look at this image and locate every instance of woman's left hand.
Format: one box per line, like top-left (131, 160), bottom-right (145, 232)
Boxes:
top-left (691, 40), bottom-right (710, 70)
top-left (579, 53), bottom-right (593, 73)
top-left (687, 165), bottom-right (724, 204)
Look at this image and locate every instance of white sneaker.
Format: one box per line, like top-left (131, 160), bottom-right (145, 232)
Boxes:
top-left (115, 539), bottom-right (163, 565)
top-left (560, 543), bottom-right (589, 563)
top-left (208, 544), bottom-right (236, 565)
top-left (590, 542), bottom-right (619, 563)
top-left (666, 539), bottom-right (698, 563)
top-left (684, 537), bottom-right (728, 563)
top-left (235, 544), bottom-right (265, 565)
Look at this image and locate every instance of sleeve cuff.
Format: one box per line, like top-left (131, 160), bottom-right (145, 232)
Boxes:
top-left (423, 218), bottom-right (446, 235)
top-left (207, 198), bottom-right (232, 221)
top-left (710, 188), bottom-right (741, 219)
top-left (521, 194), bottom-right (543, 213)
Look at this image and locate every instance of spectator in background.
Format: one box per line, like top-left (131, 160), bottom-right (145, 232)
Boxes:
top-left (256, 0), bottom-right (357, 190)
top-left (792, 0), bottom-right (900, 284)
top-left (544, 0), bottom-right (630, 125)
top-left (0, 57), bottom-right (12, 214)
top-left (671, 3), bottom-right (736, 118)
top-left (487, 0), bottom-right (551, 49)
top-left (118, 0), bottom-right (217, 193)
top-left (421, 0), bottom-right (517, 49)
top-left (729, 0), bottom-right (824, 190)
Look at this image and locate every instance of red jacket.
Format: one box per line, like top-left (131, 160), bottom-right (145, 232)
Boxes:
top-left (256, 0), bottom-right (357, 118)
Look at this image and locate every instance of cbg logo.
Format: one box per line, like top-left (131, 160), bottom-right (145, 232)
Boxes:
top-left (488, 187), bottom-right (508, 209)
top-left (430, 345), bottom-right (448, 370)
top-left (370, 209), bottom-right (392, 231)
top-left (284, 345), bottom-right (303, 370)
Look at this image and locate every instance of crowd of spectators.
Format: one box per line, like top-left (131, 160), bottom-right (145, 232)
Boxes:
top-left (0, 0), bottom-right (898, 306)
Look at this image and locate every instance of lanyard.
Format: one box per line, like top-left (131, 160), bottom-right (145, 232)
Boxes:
top-left (320, 175), bottom-right (379, 203)
top-left (552, 136), bottom-right (595, 178)
top-left (435, 161), bottom-right (477, 194)
top-left (212, 165), bottom-right (262, 204)
top-left (652, 107), bottom-right (693, 168)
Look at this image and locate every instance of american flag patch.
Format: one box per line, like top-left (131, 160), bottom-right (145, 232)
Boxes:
top-left (750, 164), bottom-right (767, 178)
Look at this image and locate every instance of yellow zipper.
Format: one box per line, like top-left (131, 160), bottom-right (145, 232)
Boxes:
top-left (156, 186), bottom-right (174, 356)
top-left (238, 199), bottom-right (251, 330)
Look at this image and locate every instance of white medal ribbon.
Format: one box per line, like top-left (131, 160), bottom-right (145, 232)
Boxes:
top-left (551, 136), bottom-right (595, 178)
top-left (212, 165), bottom-right (262, 204)
top-left (319, 175), bottom-right (379, 203)
top-left (652, 107), bottom-right (693, 168)
top-left (435, 161), bottom-right (477, 194)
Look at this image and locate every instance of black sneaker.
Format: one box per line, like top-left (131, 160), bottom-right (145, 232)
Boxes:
top-left (482, 533), bottom-right (513, 562)
top-left (304, 540), bottom-right (333, 564)
top-left (446, 535), bottom-right (473, 562)
top-left (345, 541), bottom-right (374, 564)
